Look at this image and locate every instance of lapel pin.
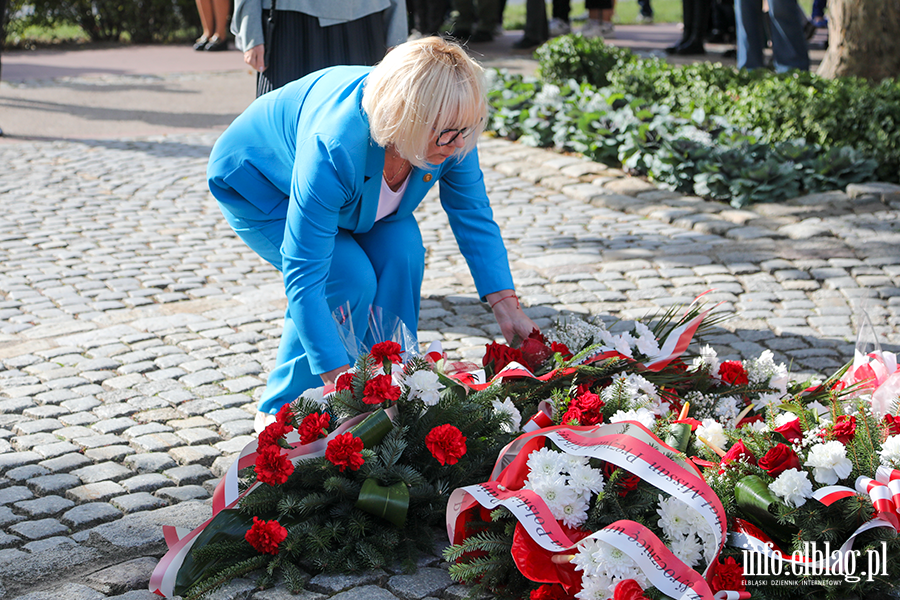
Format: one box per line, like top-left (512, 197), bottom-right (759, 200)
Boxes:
top-left (423, 174), bottom-right (433, 182)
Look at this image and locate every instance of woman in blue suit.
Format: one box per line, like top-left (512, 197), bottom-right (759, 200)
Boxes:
top-left (208, 37), bottom-right (537, 427)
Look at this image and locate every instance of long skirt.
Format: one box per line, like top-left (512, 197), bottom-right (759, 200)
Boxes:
top-left (256, 9), bottom-right (388, 97)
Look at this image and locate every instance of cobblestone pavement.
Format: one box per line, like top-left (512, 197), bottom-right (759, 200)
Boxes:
top-left (2, 120), bottom-right (900, 600)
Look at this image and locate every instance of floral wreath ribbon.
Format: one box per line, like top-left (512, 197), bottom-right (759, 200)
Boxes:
top-left (149, 407), bottom-right (395, 597)
top-left (447, 421), bottom-right (748, 600)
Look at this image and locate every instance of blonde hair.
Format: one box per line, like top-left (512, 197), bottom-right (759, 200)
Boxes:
top-left (362, 37), bottom-right (488, 169)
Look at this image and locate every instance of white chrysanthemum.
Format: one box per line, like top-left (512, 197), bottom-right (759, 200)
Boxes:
top-left (402, 369), bottom-right (443, 405)
top-left (769, 468), bottom-right (813, 508)
top-left (589, 539), bottom-right (642, 581)
top-left (531, 474), bottom-right (577, 510)
top-left (669, 532), bottom-right (704, 568)
top-left (614, 332), bottom-right (635, 358)
top-left (804, 441), bottom-right (853, 485)
top-left (572, 537), bottom-right (606, 578)
top-left (567, 461), bottom-right (605, 496)
top-left (713, 395), bottom-right (743, 425)
top-left (696, 418), bottom-right (727, 450)
top-left (692, 345), bottom-right (720, 378)
top-left (609, 408), bottom-right (656, 429)
top-left (657, 495), bottom-right (704, 540)
top-left (575, 574), bottom-right (615, 600)
top-left (878, 435), bottom-right (900, 467)
top-left (746, 351), bottom-right (788, 394)
top-left (744, 420), bottom-right (769, 433)
top-left (491, 397), bottom-right (522, 433)
top-left (526, 447), bottom-right (565, 478)
top-left (597, 327), bottom-right (616, 349)
top-left (557, 494), bottom-right (590, 528)
top-left (633, 321), bottom-right (660, 357)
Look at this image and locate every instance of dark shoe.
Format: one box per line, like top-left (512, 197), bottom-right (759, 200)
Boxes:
top-left (193, 36), bottom-right (209, 51)
top-left (468, 30), bottom-right (494, 43)
top-left (204, 36), bottom-right (227, 51)
top-left (721, 48), bottom-right (737, 59)
top-left (512, 36), bottom-right (543, 50)
top-left (671, 43), bottom-right (706, 55)
top-left (665, 39), bottom-right (688, 54)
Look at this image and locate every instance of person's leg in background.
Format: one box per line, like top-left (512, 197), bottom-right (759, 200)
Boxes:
top-left (0, 0), bottom-right (6, 137)
top-left (666, 0), bottom-right (707, 54)
top-left (581, 0), bottom-right (615, 38)
top-left (513, 0), bottom-right (548, 48)
top-left (767, 0), bottom-right (809, 71)
top-left (734, 0), bottom-right (765, 69)
top-left (471, 0), bottom-right (500, 42)
top-left (637, 0), bottom-right (654, 23)
top-left (549, 0), bottom-right (572, 37)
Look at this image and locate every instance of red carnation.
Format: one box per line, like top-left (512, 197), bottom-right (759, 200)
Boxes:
top-left (370, 341), bottom-right (403, 365)
top-left (719, 440), bottom-right (757, 472)
top-left (254, 445), bottom-right (294, 485)
top-left (885, 415), bottom-right (900, 436)
top-left (362, 374), bottom-right (401, 405)
top-left (709, 556), bottom-right (746, 593)
top-left (530, 584), bottom-right (572, 600)
top-left (757, 443), bottom-right (801, 478)
top-left (718, 361), bottom-right (749, 386)
top-left (550, 341), bottom-right (573, 361)
top-left (614, 579), bottom-right (651, 600)
top-left (335, 371), bottom-right (355, 392)
top-left (325, 432), bottom-right (365, 472)
top-left (774, 418), bottom-right (803, 443)
top-left (425, 424), bottom-right (467, 466)
top-left (833, 415), bottom-right (857, 444)
top-left (298, 412), bottom-right (330, 445)
top-left (257, 420), bottom-right (291, 452)
top-left (275, 403), bottom-right (294, 428)
top-left (245, 516), bottom-right (288, 555)
top-left (482, 341), bottom-right (524, 374)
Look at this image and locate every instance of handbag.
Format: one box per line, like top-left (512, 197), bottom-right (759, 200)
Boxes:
top-left (263, 0), bottom-right (277, 69)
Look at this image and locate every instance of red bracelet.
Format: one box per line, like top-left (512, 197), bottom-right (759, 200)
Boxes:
top-left (489, 293), bottom-right (519, 309)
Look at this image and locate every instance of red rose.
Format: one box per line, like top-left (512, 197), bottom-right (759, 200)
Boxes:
top-left (425, 424), bottom-right (467, 466)
top-left (482, 341), bottom-right (524, 374)
top-left (297, 412), bottom-right (330, 445)
top-left (603, 463), bottom-right (640, 497)
top-left (245, 516), bottom-right (288, 555)
top-left (530, 584), bottom-right (571, 600)
top-left (757, 443), bottom-right (801, 478)
top-left (613, 579), bottom-right (650, 600)
top-left (275, 403), bottom-right (294, 429)
top-left (561, 406), bottom-right (582, 425)
top-left (718, 361), bottom-right (749, 386)
top-left (325, 432), bottom-right (365, 472)
top-left (335, 371), bottom-right (355, 392)
top-left (573, 391), bottom-right (603, 412)
top-left (710, 556), bottom-right (746, 593)
top-left (521, 329), bottom-right (552, 371)
top-left (833, 415), bottom-right (856, 444)
top-left (885, 414), bottom-right (900, 436)
top-left (719, 440), bottom-right (757, 472)
top-left (362, 374), bottom-right (401, 405)
top-left (254, 445), bottom-right (294, 485)
top-left (773, 418), bottom-right (803, 443)
top-left (257, 420), bottom-right (291, 452)
top-left (370, 341), bottom-right (403, 365)
top-left (550, 341), bottom-right (573, 361)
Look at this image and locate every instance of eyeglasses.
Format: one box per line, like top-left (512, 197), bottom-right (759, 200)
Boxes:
top-left (435, 126), bottom-right (475, 147)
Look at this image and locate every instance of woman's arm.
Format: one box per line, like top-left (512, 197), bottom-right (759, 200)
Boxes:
top-left (486, 290), bottom-right (539, 346)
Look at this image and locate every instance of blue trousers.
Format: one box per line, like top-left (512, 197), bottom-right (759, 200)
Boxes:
top-left (734, 0), bottom-right (809, 72)
top-left (218, 200), bottom-right (425, 414)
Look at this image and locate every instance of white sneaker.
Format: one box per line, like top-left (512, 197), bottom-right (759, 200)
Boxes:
top-left (581, 19), bottom-right (607, 38)
top-left (601, 21), bottom-right (616, 37)
top-left (549, 17), bottom-right (571, 37)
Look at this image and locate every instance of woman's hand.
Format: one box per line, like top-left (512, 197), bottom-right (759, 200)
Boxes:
top-left (487, 290), bottom-right (539, 346)
top-left (244, 44), bottom-right (266, 72)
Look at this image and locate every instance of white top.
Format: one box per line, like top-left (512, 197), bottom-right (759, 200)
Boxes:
top-left (376, 174), bottom-right (410, 222)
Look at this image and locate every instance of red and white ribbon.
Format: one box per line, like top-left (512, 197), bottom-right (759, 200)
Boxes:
top-left (522, 400), bottom-right (554, 433)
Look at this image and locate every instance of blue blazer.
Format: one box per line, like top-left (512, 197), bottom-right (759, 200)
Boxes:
top-left (208, 66), bottom-right (514, 373)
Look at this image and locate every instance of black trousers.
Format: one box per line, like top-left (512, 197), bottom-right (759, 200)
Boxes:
top-left (257, 9), bottom-right (388, 97)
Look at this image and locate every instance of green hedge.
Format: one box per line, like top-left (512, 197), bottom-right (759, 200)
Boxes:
top-left (8, 0), bottom-right (201, 43)
top-left (487, 34), bottom-right (897, 207)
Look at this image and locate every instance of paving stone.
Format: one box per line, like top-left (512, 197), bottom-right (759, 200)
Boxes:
top-left (22, 535), bottom-right (78, 553)
top-left (163, 464), bottom-right (213, 485)
top-left (72, 462), bottom-right (134, 484)
top-left (119, 473), bottom-right (175, 494)
top-left (175, 427), bottom-right (222, 445)
top-left (111, 492), bottom-right (168, 513)
top-left (84, 445), bottom-right (137, 462)
top-left (8, 518), bottom-right (68, 540)
top-left (27, 473), bottom-right (82, 496)
top-left (307, 572), bottom-right (388, 595)
top-left (0, 505), bottom-right (25, 527)
top-left (60, 501), bottom-right (123, 529)
top-left (154, 485), bottom-right (209, 502)
top-left (0, 485), bottom-right (33, 505)
top-left (385, 568), bottom-right (454, 600)
top-left (84, 556), bottom-right (161, 595)
top-left (169, 445), bottom-right (221, 466)
top-left (130, 432), bottom-right (184, 452)
top-left (14, 495), bottom-right (75, 517)
top-left (6, 464), bottom-right (51, 483)
top-left (66, 481), bottom-right (127, 503)
top-left (124, 452), bottom-right (178, 474)
top-left (9, 583), bottom-right (106, 600)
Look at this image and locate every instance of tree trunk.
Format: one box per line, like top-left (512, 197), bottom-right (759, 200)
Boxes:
top-left (817, 0), bottom-right (900, 80)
